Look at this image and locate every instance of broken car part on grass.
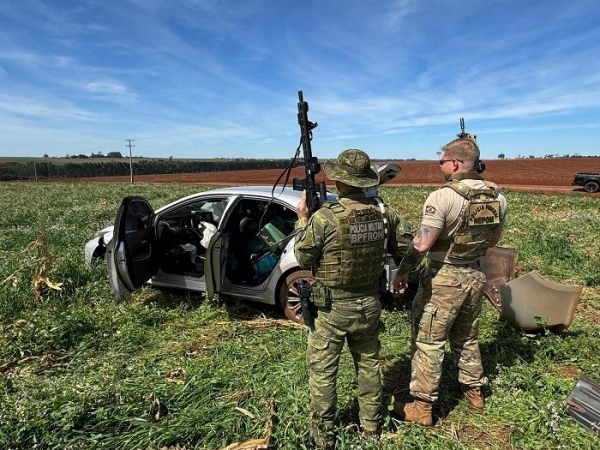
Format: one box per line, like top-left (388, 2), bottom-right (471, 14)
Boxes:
top-left (481, 246), bottom-right (582, 333)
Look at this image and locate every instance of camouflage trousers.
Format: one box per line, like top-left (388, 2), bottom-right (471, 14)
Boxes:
top-left (306, 295), bottom-right (382, 440)
top-left (409, 262), bottom-right (488, 403)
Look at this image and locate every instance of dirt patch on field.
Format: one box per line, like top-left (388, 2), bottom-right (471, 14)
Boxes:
top-left (577, 295), bottom-right (600, 325)
top-left (455, 424), bottom-right (512, 447)
top-left (557, 366), bottom-right (581, 380)
top-left (53, 157), bottom-right (600, 193)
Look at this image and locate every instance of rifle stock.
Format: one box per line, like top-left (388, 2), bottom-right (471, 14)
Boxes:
top-left (293, 91), bottom-right (327, 215)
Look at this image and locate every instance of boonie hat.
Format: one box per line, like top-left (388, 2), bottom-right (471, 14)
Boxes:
top-left (323, 149), bottom-right (379, 188)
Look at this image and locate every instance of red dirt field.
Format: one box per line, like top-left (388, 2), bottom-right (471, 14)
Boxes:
top-left (57, 157), bottom-right (600, 194)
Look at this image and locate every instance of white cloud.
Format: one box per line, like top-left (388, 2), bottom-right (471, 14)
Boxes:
top-left (85, 81), bottom-right (131, 97)
top-left (0, 48), bottom-right (42, 64)
top-left (0, 95), bottom-right (96, 121)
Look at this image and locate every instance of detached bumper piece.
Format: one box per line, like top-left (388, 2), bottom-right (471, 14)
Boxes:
top-left (480, 247), bottom-right (583, 333)
top-left (567, 376), bottom-right (600, 436)
top-left (500, 270), bottom-right (582, 332)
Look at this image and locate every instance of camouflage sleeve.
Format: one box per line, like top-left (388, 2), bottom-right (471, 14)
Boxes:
top-left (293, 209), bottom-right (332, 268)
top-left (385, 207), bottom-right (414, 267)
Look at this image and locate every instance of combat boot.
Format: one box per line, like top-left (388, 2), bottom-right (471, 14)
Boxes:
top-left (392, 399), bottom-right (433, 427)
top-left (460, 384), bottom-right (485, 410)
top-left (313, 434), bottom-right (335, 450)
top-left (311, 423), bottom-right (335, 450)
top-left (361, 426), bottom-right (380, 441)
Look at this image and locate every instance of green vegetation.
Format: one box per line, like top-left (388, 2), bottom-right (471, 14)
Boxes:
top-left (0, 158), bottom-right (290, 181)
top-left (1, 182), bottom-right (599, 449)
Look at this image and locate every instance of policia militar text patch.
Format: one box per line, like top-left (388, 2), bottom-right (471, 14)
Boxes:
top-left (350, 220), bottom-right (385, 243)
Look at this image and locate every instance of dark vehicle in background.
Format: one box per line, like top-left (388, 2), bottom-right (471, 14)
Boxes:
top-left (571, 173), bottom-right (600, 193)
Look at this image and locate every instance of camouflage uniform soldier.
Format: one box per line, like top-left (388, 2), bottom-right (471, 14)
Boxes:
top-left (393, 137), bottom-right (507, 426)
top-left (294, 149), bottom-right (414, 448)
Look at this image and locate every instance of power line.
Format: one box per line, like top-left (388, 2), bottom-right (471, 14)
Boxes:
top-left (125, 139), bottom-right (135, 184)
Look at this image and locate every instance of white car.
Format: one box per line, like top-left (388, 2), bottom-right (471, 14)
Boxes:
top-left (85, 169), bottom-right (401, 323)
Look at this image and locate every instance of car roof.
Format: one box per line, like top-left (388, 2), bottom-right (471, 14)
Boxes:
top-left (200, 185), bottom-right (304, 205)
top-left (206, 185), bottom-right (299, 197)
top-left (156, 185), bottom-right (317, 214)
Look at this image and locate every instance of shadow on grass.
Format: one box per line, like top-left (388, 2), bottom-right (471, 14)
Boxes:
top-left (326, 317), bottom-right (584, 429)
top-left (142, 286), bottom-right (287, 322)
top-left (141, 287), bottom-right (204, 310)
top-left (378, 313), bottom-right (541, 424)
top-left (218, 293), bottom-right (286, 321)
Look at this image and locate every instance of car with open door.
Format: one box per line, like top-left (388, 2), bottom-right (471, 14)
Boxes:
top-left (86, 186), bottom-right (345, 323)
top-left (85, 166), bottom-right (402, 323)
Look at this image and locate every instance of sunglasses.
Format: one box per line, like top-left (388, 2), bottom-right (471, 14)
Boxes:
top-left (439, 158), bottom-right (463, 165)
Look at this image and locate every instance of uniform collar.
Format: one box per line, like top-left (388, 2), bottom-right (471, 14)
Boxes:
top-left (450, 171), bottom-right (484, 181)
top-left (337, 189), bottom-right (366, 201)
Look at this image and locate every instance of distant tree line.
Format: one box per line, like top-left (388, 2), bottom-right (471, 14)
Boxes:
top-left (510, 154), bottom-right (593, 159)
top-left (43, 151), bottom-right (125, 159)
top-left (0, 159), bottom-right (291, 181)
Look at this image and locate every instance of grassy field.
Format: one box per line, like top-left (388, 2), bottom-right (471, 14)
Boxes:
top-left (0, 182), bottom-right (599, 449)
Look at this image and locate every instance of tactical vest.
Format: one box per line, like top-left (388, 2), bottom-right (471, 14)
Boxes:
top-left (316, 200), bottom-right (386, 288)
top-left (430, 180), bottom-right (501, 260)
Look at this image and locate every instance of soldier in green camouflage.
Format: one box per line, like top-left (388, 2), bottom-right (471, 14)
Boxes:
top-left (392, 137), bottom-right (508, 426)
top-left (294, 149), bottom-right (414, 448)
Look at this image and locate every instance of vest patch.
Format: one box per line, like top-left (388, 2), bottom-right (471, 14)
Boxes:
top-left (467, 200), bottom-right (501, 226)
top-left (350, 220), bottom-right (385, 243)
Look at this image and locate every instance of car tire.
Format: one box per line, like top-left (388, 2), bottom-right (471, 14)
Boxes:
top-left (584, 181), bottom-right (599, 193)
top-left (279, 270), bottom-right (315, 324)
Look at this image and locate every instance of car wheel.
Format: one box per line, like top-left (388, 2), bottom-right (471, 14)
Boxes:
top-left (584, 181), bottom-right (599, 193)
top-left (279, 270), bottom-right (315, 324)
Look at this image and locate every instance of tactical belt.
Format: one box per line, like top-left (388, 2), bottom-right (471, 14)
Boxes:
top-left (322, 281), bottom-right (380, 301)
top-left (429, 259), bottom-right (480, 269)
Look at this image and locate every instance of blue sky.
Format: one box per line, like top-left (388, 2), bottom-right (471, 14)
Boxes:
top-left (1, 0), bottom-right (600, 160)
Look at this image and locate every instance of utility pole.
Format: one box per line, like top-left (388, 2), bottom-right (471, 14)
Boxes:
top-left (125, 139), bottom-right (135, 184)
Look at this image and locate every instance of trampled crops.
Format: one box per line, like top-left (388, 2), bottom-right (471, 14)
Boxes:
top-left (0, 182), bottom-right (599, 449)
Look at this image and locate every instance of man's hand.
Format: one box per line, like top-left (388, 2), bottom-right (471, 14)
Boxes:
top-left (393, 273), bottom-right (409, 294)
top-left (296, 190), bottom-right (310, 220)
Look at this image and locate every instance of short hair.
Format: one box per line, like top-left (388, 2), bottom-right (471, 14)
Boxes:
top-left (442, 138), bottom-right (480, 166)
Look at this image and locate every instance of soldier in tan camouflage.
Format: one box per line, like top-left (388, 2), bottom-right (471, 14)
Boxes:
top-left (294, 149), bottom-right (414, 449)
top-left (393, 137), bottom-right (507, 426)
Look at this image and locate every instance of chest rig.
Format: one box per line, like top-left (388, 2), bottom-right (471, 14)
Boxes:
top-left (316, 199), bottom-right (386, 288)
top-left (431, 180), bottom-right (501, 260)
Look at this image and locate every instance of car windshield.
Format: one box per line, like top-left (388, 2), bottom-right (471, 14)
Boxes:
top-left (164, 198), bottom-right (230, 226)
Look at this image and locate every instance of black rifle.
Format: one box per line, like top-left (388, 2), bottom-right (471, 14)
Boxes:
top-left (457, 117), bottom-right (486, 174)
top-left (292, 91), bottom-right (327, 215)
top-left (457, 117), bottom-right (477, 141)
top-left (299, 279), bottom-right (315, 329)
